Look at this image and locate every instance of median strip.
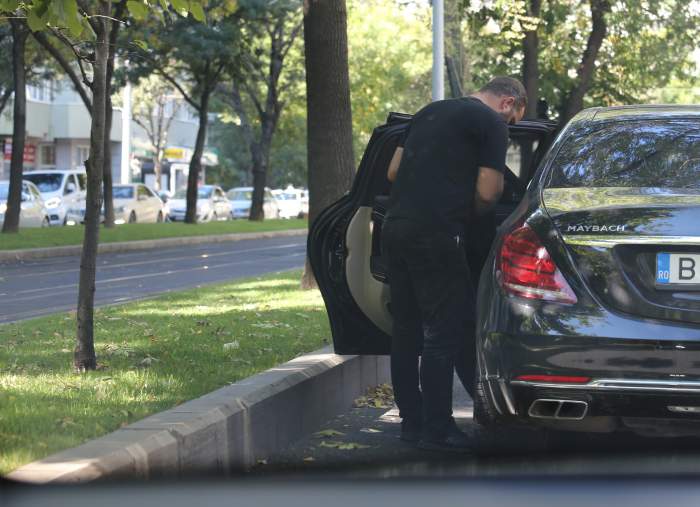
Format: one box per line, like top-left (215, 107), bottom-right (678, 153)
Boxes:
top-left (0, 270), bottom-right (332, 475)
top-left (0, 227), bottom-right (307, 263)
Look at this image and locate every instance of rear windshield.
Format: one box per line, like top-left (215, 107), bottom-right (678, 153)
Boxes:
top-left (547, 120), bottom-right (700, 189)
top-left (23, 173), bottom-right (64, 192)
top-left (174, 188), bottom-right (213, 199)
top-left (228, 190), bottom-right (252, 201)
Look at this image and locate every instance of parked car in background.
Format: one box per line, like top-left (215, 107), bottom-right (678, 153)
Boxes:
top-left (22, 169), bottom-right (86, 226)
top-left (228, 186), bottom-right (279, 219)
top-left (273, 185), bottom-right (307, 219)
top-left (0, 180), bottom-right (50, 228)
top-left (66, 183), bottom-right (165, 224)
top-left (168, 185), bottom-right (232, 222)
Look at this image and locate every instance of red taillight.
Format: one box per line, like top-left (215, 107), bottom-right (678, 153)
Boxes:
top-left (497, 224), bottom-right (577, 304)
top-left (515, 374), bottom-right (591, 384)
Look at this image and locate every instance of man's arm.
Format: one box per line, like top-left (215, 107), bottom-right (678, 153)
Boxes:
top-left (474, 166), bottom-right (504, 216)
top-left (387, 147), bottom-right (403, 182)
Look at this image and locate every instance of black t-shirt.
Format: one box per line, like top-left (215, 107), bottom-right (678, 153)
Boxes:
top-left (386, 97), bottom-right (509, 236)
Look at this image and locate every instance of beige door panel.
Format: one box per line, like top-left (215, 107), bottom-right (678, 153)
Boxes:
top-left (345, 206), bottom-right (393, 335)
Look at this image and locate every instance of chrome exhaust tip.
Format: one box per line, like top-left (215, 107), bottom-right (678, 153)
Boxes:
top-left (528, 399), bottom-right (588, 420)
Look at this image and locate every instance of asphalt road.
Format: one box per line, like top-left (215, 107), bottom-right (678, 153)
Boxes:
top-left (0, 235), bottom-right (307, 323)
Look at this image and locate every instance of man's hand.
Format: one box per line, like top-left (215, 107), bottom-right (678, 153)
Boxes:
top-left (474, 166), bottom-right (504, 216)
top-left (387, 147), bottom-right (403, 182)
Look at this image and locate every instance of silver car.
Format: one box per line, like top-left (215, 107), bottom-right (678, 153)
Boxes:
top-left (168, 185), bottom-right (232, 222)
top-left (0, 180), bottom-right (50, 228)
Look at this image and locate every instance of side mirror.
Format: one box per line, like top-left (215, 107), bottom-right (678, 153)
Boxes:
top-left (21, 192), bottom-right (31, 202)
top-left (138, 194), bottom-right (147, 201)
top-left (65, 182), bottom-right (77, 195)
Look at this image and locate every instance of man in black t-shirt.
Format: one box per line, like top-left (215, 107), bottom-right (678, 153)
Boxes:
top-left (382, 77), bottom-right (526, 452)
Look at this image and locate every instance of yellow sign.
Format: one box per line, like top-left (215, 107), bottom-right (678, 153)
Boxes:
top-left (164, 147), bottom-right (187, 161)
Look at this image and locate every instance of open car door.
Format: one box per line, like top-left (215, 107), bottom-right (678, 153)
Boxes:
top-left (308, 113), bottom-right (557, 355)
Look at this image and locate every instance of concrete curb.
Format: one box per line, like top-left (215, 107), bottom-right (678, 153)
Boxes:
top-left (7, 346), bottom-right (391, 483)
top-left (0, 228), bottom-right (308, 263)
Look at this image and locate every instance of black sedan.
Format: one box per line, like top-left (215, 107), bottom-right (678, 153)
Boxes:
top-left (309, 105), bottom-right (700, 437)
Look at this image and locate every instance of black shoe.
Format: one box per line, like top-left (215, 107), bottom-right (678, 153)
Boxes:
top-left (399, 418), bottom-right (422, 442)
top-left (417, 424), bottom-right (472, 453)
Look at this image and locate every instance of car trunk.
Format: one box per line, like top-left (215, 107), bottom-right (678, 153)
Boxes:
top-left (545, 187), bottom-right (700, 324)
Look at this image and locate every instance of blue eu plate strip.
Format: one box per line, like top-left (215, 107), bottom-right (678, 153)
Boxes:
top-left (657, 253), bottom-right (670, 284)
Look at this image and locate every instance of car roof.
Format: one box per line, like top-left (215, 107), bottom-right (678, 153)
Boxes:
top-left (571, 104), bottom-right (700, 126)
top-left (24, 169), bottom-right (85, 174)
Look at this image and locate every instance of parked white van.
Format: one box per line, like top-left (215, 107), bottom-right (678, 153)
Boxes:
top-left (22, 170), bottom-right (86, 226)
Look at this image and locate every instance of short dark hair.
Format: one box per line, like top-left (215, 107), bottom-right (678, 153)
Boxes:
top-left (479, 77), bottom-right (527, 110)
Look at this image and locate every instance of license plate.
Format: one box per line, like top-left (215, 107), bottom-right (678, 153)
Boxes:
top-left (656, 253), bottom-right (700, 285)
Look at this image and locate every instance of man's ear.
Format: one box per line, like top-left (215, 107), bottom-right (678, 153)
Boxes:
top-left (501, 96), bottom-right (516, 110)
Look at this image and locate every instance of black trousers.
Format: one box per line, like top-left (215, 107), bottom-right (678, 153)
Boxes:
top-left (382, 217), bottom-right (477, 438)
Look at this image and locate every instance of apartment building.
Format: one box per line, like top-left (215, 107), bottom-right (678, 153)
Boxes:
top-left (0, 80), bottom-right (217, 193)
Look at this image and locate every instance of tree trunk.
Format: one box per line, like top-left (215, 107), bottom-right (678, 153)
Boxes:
top-left (102, 15), bottom-right (122, 228)
top-left (560, 0), bottom-right (610, 125)
top-left (2, 19), bottom-right (28, 234)
top-left (154, 155), bottom-right (162, 191)
top-left (249, 141), bottom-right (268, 221)
top-left (185, 90), bottom-right (209, 224)
top-left (102, 93), bottom-right (115, 227)
top-left (522, 0), bottom-right (541, 119)
top-left (520, 0), bottom-right (541, 174)
top-left (75, 2), bottom-right (110, 372)
top-left (250, 120), bottom-right (277, 221)
top-left (301, 0), bottom-right (355, 289)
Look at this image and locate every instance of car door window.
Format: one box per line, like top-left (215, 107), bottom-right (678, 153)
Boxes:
top-left (137, 185), bottom-right (149, 200)
top-left (76, 174), bottom-right (87, 192)
top-left (64, 175), bottom-right (78, 196)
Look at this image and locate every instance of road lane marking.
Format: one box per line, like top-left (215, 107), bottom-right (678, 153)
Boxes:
top-left (0, 265), bottom-right (303, 323)
top-left (2, 241), bottom-right (305, 280)
top-left (10, 251), bottom-right (307, 296)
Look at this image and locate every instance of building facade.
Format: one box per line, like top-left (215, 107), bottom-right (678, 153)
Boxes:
top-left (0, 80), bottom-right (216, 193)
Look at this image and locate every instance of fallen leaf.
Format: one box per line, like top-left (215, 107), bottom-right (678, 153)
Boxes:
top-left (319, 440), bottom-right (370, 450)
top-left (223, 341), bottom-right (240, 351)
top-left (360, 428), bottom-right (382, 434)
top-left (313, 429), bottom-right (345, 438)
top-left (303, 456), bottom-right (315, 462)
top-left (337, 442), bottom-right (371, 450)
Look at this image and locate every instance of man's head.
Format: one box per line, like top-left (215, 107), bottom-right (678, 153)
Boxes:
top-left (473, 77), bottom-right (527, 125)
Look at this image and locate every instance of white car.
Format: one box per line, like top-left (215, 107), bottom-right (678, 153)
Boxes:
top-left (23, 169), bottom-right (86, 226)
top-left (228, 186), bottom-right (279, 219)
top-left (274, 186), bottom-right (306, 219)
top-left (168, 185), bottom-right (232, 222)
top-left (0, 180), bottom-right (50, 228)
top-left (66, 183), bottom-right (165, 224)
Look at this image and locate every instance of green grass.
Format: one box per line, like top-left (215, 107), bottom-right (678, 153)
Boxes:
top-left (0, 219), bottom-right (307, 251)
top-left (0, 270), bottom-right (329, 475)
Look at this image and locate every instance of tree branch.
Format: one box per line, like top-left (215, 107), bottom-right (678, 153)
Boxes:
top-left (33, 30), bottom-right (93, 111)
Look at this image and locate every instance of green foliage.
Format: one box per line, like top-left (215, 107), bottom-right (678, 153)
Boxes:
top-left (347, 0), bottom-right (432, 156)
top-left (466, 0), bottom-right (700, 118)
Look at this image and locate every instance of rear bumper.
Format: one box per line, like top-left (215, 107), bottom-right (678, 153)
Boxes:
top-left (480, 331), bottom-right (700, 431)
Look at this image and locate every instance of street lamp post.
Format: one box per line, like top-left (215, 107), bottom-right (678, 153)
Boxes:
top-left (432, 0), bottom-right (445, 102)
top-left (120, 62), bottom-right (132, 184)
